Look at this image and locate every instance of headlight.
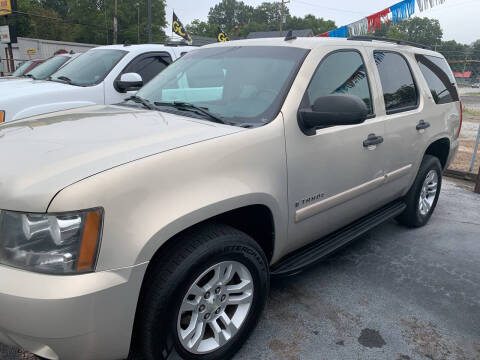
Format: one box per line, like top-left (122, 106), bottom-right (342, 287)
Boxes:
top-left (0, 208), bottom-right (103, 274)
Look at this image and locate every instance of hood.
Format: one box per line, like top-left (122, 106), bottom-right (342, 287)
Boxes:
top-left (0, 105), bottom-right (244, 212)
top-left (0, 77), bottom-right (31, 83)
top-left (0, 79), bottom-right (73, 98)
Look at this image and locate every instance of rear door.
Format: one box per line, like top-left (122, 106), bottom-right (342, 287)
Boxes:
top-left (370, 50), bottom-right (425, 197)
top-left (283, 47), bottom-right (390, 253)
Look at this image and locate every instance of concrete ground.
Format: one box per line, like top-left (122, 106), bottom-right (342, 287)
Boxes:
top-left (1, 179), bottom-right (479, 360)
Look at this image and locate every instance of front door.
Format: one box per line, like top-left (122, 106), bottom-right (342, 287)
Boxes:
top-left (283, 47), bottom-right (390, 254)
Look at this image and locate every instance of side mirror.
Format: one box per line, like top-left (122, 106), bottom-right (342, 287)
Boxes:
top-left (298, 94), bottom-right (369, 135)
top-left (115, 72), bottom-right (143, 93)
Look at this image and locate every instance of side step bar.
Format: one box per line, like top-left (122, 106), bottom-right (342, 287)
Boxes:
top-left (271, 201), bottom-right (406, 277)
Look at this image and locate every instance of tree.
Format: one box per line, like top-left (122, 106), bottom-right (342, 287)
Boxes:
top-left (208, 0), bottom-right (255, 30)
top-left (387, 17), bottom-right (443, 47)
top-left (186, 19), bottom-right (218, 38)
top-left (286, 14), bottom-right (335, 35)
top-left (253, 2), bottom-right (288, 25)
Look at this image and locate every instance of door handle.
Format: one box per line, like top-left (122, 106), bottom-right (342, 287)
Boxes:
top-left (363, 133), bottom-right (384, 148)
top-left (416, 120), bottom-right (431, 131)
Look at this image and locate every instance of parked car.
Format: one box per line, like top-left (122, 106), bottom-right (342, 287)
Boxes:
top-left (0, 37), bottom-right (461, 360)
top-left (0, 44), bottom-right (192, 122)
top-left (7, 59), bottom-right (45, 77)
top-left (0, 53), bottom-right (80, 83)
top-left (472, 82), bottom-right (480, 88)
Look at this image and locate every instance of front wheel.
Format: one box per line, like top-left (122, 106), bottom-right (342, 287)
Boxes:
top-left (397, 155), bottom-right (442, 228)
top-left (131, 223), bottom-right (269, 360)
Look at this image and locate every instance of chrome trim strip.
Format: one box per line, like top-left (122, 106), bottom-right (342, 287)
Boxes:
top-left (295, 164), bottom-right (412, 223)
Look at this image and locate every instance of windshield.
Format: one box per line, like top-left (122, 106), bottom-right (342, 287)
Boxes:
top-left (12, 60), bottom-right (34, 77)
top-left (51, 49), bottom-right (127, 86)
top-left (137, 46), bottom-right (308, 125)
top-left (28, 55), bottom-right (70, 80)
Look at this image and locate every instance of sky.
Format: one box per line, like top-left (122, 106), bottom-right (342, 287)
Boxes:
top-left (164, 0), bottom-right (479, 44)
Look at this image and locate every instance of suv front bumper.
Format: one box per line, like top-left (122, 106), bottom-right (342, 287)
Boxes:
top-left (0, 262), bottom-right (147, 360)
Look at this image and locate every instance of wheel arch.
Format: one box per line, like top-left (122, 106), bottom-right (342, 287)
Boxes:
top-left (425, 137), bottom-right (450, 169)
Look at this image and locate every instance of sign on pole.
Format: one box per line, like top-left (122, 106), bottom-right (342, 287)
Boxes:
top-left (0, 25), bottom-right (10, 43)
top-left (0, 0), bottom-right (12, 16)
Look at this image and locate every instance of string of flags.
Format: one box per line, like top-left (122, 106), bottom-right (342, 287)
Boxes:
top-left (318, 0), bottom-right (446, 38)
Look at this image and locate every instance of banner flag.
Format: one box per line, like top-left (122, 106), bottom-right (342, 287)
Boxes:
top-left (390, 0), bottom-right (415, 24)
top-left (217, 27), bottom-right (230, 42)
top-left (348, 18), bottom-right (368, 36)
top-left (172, 12), bottom-right (192, 43)
top-left (417, 0), bottom-right (446, 12)
top-left (367, 8), bottom-right (391, 32)
top-left (329, 26), bottom-right (348, 38)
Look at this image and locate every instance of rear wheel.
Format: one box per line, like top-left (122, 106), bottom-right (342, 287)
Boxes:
top-left (131, 223), bottom-right (269, 360)
top-left (397, 155), bottom-right (442, 227)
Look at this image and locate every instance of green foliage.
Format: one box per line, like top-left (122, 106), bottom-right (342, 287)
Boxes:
top-left (192, 0), bottom-right (335, 39)
top-left (207, 0), bottom-right (254, 31)
top-left (12, 0), bottom-right (167, 45)
top-left (286, 14), bottom-right (335, 35)
top-left (387, 17), bottom-right (443, 47)
top-left (186, 19), bottom-right (218, 38)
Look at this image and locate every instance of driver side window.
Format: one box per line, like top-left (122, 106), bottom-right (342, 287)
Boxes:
top-left (306, 50), bottom-right (374, 115)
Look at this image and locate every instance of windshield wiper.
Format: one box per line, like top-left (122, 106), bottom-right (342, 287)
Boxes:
top-left (154, 101), bottom-right (226, 124)
top-left (125, 95), bottom-right (155, 110)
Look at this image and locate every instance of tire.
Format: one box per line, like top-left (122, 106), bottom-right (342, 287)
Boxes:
top-left (130, 223), bottom-right (269, 360)
top-left (397, 155), bottom-right (442, 228)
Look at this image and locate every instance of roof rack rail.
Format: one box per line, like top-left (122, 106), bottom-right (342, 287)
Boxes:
top-left (347, 36), bottom-right (431, 50)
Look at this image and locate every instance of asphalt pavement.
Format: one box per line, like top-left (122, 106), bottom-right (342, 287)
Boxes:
top-left (1, 179), bottom-right (479, 360)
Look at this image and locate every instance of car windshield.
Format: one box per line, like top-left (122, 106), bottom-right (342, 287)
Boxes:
top-left (137, 46), bottom-right (308, 125)
top-left (28, 55), bottom-right (70, 80)
top-left (12, 60), bottom-right (34, 77)
top-left (50, 49), bottom-right (127, 86)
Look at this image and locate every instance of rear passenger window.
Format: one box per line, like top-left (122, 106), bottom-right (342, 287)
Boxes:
top-left (415, 54), bottom-right (459, 104)
top-left (374, 51), bottom-right (418, 114)
top-left (306, 50), bottom-right (373, 115)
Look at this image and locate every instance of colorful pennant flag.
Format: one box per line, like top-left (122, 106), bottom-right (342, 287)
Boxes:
top-left (329, 26), bottom-right (348, 38)
top-left (172, 12), bottom-right (192, 44)
top-left (217, 28), bottom-right (230, 42)
top-left (348, 18), bottom-right (368, 36)
top-left (367, 8), bottom-right (391, 32)
top-left (390, 0), bottom-right (415, 24)
top-left (417, 0), bottom-right (446, 12)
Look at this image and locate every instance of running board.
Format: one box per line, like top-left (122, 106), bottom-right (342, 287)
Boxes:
top-left (271, 201), bottom-right (406, 277)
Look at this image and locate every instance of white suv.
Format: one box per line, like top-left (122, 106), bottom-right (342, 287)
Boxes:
top-left (0, 44), bottom-right (191, 122)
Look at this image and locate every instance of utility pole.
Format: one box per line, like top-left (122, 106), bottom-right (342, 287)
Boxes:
top-left (279, 0), bottom-right (289, 36)
top-left (147, 0), bottom-right (152, 43)
top-left (137, 3), bottom-right (140, 44)
top-left (113, 0), bottom-right (118, 44)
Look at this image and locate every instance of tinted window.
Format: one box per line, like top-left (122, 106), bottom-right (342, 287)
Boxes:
top-left (137, 46), bottom-right (308, 125)
top-left (416, 54), bottom-right (459, 104)
top-left (374, 51), bottom-right (418, 113)
top-left (127, 55), bottom-right (171, 84)
top-left (51, 49), bottom-right (127, 86)
top-left (306, 51), bottom-right (373, 114)
top-left (12, 60), bottom-right (34, 77)
top-left (28, 55), bottom-right (70, 80)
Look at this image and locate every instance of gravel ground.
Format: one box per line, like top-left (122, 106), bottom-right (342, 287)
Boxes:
top-left (1, 179), bottom-right (479, 360)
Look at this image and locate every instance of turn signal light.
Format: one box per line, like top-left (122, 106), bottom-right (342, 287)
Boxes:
top-left (0, 111), bottom-right (4, 123)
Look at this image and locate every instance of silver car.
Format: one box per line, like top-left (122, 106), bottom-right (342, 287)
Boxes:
top-left (0, 37), bottom-right (461, 360)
